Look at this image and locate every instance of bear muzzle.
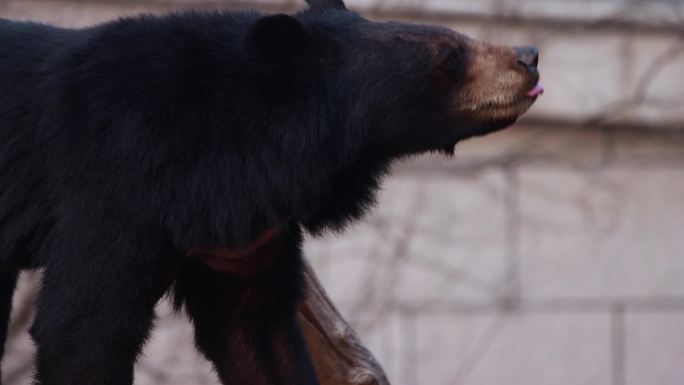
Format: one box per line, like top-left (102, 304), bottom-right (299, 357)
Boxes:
top-left (455, 41), bottom-right (543, 122)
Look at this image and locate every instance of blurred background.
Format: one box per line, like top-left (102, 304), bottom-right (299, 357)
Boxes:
top-left (1, 0), bottom-right (683, 384)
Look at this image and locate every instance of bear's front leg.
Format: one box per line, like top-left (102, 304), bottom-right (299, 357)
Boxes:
top-left (29, 228), bottom-right (176, 385)
top-left (175, 225), bottom-right (319, 385)
top-left (0, 270), bottom-right (19, 385)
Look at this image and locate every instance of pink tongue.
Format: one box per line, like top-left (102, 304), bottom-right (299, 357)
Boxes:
top-left (527, 84), bottom-right (544, 97)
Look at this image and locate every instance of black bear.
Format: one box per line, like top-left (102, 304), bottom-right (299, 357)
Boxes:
top-left (0, 0), bottom-right (543, 384)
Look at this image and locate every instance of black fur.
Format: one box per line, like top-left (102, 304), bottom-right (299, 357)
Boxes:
top-left (305, 0), bottom-right (347, 11)
top-left (0, 2), bottom-right (525, 384)
top-left (0, 271), bottom-right (18, 383)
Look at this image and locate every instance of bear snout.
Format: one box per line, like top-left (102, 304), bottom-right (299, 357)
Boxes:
top-left (515, 46), bottom-right (543, 97)
top-left (515, 46), bottom-right (539, 75)
top-left (449, 41), bottom-right (543, 123)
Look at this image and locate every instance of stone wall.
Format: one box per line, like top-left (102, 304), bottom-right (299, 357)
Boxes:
top-left (1, 1), bottom-right (683, 385)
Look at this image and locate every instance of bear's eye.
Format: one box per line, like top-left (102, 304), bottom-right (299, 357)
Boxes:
top-left (440, 48), bottom-right (465, 72)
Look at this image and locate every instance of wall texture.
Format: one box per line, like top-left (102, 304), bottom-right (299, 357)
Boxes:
top-left (1, 1), bottom-right (683, 385)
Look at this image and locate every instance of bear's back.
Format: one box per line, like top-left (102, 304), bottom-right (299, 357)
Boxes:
top-left (0, 11), bottom-right (268, 268)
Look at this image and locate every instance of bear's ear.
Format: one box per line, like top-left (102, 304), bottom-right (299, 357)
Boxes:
top-left (244, 14), bottom-right (313, 65)
top-left (306, 0), bottom-right (347, 11)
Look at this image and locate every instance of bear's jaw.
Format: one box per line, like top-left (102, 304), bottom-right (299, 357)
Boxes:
top-left (470, 95), bottom-right (538, 121)
top-left (429, 115), bottom-right (519, 156)
top-left (443, 89), bottom-right (538, 140)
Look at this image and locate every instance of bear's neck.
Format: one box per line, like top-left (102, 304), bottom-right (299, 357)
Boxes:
top-left (276, 115), bottom-right (397, 234)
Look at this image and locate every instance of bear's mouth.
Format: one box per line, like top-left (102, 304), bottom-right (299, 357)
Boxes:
top-left (526, 83), bottom-right (545, 98)
top-left (489, 94), bottom-right (538, 118)
top-left (456, 80), bottom-right (543, 120)
top-left (441, 82), bottom-right (543, 154)
top-left (462, 91), bottom-right (539, 122)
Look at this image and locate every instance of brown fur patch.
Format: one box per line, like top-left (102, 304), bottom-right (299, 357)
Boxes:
top-left (187, 227), bottom-right (282, 276)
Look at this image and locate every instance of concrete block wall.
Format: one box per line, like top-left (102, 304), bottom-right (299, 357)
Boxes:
top-left (306, 124), bottom-right (684, 384)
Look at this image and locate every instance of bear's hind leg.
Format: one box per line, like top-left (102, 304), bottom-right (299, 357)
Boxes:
top-left (174, 229), bottom-right (319, 385)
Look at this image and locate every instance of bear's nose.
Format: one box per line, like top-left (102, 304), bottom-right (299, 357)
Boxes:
top-left (516, 46), bottom-right (539, 74)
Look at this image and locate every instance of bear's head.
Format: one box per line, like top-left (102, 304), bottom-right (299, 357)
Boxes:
top-left (245, 0), bottom-right (542, 156)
